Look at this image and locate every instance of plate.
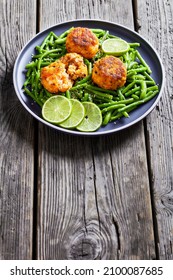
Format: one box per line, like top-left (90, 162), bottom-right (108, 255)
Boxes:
top-left (13, 19), bottom-right (165, 136)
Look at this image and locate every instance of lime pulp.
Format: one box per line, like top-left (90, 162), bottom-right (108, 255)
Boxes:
top-left (102, 38), bottom-right (130, 56)
top-left (42, 95), bottom-right (72, 124)
top-left (76, 102), bottom-right (102, 132)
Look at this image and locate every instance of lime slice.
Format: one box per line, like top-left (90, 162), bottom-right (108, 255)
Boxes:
top-left (102, 38), bottom-right (129, 56)
top-left (60, 99), bottom-right (85, 128)
top-left (42, 95), bottom-right (72, 124)
top-left (76, 102), bottom-right (102, 132)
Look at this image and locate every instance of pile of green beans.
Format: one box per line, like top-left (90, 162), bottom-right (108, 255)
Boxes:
top-left (23, 27), bottom-right (159, 126)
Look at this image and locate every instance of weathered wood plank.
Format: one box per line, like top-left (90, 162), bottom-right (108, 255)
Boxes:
top-left (136, 0), bottom-right (173, 259)
top-left (0, 0), bottom-right (36, 259)
top-left (37, 0), bottom-right (155, 259)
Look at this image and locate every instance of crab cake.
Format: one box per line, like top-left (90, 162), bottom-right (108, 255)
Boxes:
top-left (66, 27), bottom-right (99, 59)
top-left (40, 61), bottom-right (73, 93)
top-left (92, 56), bottom-right (127, 90)
top-left (60, 53), bottom-right (88, 80)
top-left (40, 53), bottom-right (88, 93)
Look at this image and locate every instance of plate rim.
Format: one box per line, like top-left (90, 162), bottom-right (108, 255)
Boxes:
top-left (13, 19), bottom-right (165, 136)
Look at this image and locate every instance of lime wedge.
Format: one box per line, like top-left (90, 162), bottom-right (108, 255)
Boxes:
top-left (42, 95), bottom-right (72, 124)
top-left (102, 38), bottom-right (130, 56)
top-left (60, 99), bottom-right (85, 129)
top-left (76, 102), bottom-right (102, 132)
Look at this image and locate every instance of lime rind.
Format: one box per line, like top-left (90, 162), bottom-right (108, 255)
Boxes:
top-left (60, 99), bottom-right (85, 128)
top-left (42, 95), bottom-right (72, 124)
top-left (102, 38), bottom-right (130, 56)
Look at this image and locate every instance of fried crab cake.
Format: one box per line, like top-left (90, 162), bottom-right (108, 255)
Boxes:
top-left (40, 61), bottom-right (73, 93)
top-left (66, 27), bottom-right (99, 59)
top-left (60, 53), bottom-right (88, 80)
top-left (40, 53), bottom-right (88, 93)
top-left (92, 56), bottom-right (127, 90)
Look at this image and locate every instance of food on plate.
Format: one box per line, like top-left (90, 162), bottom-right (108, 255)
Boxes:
top-left (66, 27), bottom-right (99, 59)
top-left (92, 56), bottom-right (127, 90)
top-left (76, 102), bottom-right (102, 132)
top-left (40, 53), bottom-right (87, 93)
top-left (101, 38), bottom-right (130, 56)
top-left (23, 27), bottom-right (159, 132)
top-left (59, 99), bottom-right (85, 129)
top-left (60, 52), bottom-right (88, 80)
top-left (42, 95), bottom-right (72, 123)
top-left (40, 61), bottom-right (73, 93)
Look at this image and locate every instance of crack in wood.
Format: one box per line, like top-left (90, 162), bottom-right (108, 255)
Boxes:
top-left (132, 0), bottom-right (141, 32)
top-left (91, 141), bottom-right (102, 234)
top-left (112, 216), bottom-right (121, 258)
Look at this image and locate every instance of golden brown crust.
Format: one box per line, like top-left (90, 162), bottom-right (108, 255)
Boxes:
top-left (66, 27), bottom-right (99, 59)
top-left (40, 61), bottom-right (73, 93)
top-left (40, 53), bottom-right (87, 93)
top-left (92, 56), bottom-right (127, 90)
top-left (60, 53), bottom-right (87, 80)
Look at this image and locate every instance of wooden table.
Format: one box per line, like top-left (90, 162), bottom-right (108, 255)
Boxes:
top-left (0, 0), bottom-right (173, 260)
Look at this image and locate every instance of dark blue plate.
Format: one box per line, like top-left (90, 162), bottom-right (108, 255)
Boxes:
top-left (13, 19), bottom-right (165, 136)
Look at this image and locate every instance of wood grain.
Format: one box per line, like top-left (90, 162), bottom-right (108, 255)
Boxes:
top-left (137, 0), bottom-right (173, 260)
top-left (0, 0), bottom-right (36, 259)
top-left (37, 0), bottom-right (155, 259)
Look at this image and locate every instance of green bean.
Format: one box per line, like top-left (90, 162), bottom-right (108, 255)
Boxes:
top-left (55, 38), bottom-right (66, 44)
top-left (111, 105), bottom-right (138, 121)
top-left (146, 85), bottom-right (159, 92)
top-left (101, 104), bottom-right (126, 114)
top-left (24, 87), bottom-right (43, 107)
top-left (99, 31), bottom-right (109, 44)
top-left (26, 68), bottom-right (32, 78)
top-left (146, 89), bottom-right (159, 97)
top-left (129, 43), bottom-right (140, 48)
top-left (102, 111), bottom-right (112, 126)
top-left (129, 74), bottom-right (146, 80)
top-left (98, 98), bottom-right (134, 109)
top-left (127, 61), bottom-right (138, 69)
top-left (110, 112), bottom-right (124, 121)
top-left (98, 102), bottom-right (116, 109)
top-left (44, 89), bottom-right (52, 98)
top-left (93, 96), bottom-right (113, 103)
top-left (91, 28), bottom-right (105, 33)
top-left (33, 49), bottom-right (62, 58)
top-left (122, 111), bottom-right (129, 118)
top-left (131, 94), bottom-right (140, 100)
top-left (69, 83), bottom-right (88, 91)
top-left (59, 27), bottom-right (74, 38)
top-left (65, 90), bottom-right (71, 99)
top-left (143, 71), bottom-right (155, 82)
top-left (75, 74), bottom-right (92, 85)
top-left (86, 84), bottom-right (116, 95)
top-left (127, 67), bottom-right (148, 78)
top-left (88, 89), bottom-right (113, 100)
top-left (40, 32), bottom-right (52, 49)
top-left (140, 81), bottom-right (147, 99)
top-left (127, 80), bottom-right (155, 86)
top-left (136, 50), bottom-right (152, 74)
top-left (118, 90), bottom-right (159, 113)
top-left (37, 49), bottom-right (63, 69)
top-left (34, 70), bottom-right (40, 91)
top-left (35, 46), bottom-right (46, 53)
top-left (122, 81), bottom-right (136, 94)
top-left (23, 76), bottom-right (31, 87)
top-left (51, 32), bottom-right (59, 40)
top-left (117, 89), bottom-right (125, 100)
top-left (26, 61), bottom-right (37, 69)
top-left (88, 62), bottom-right (92, 75)
top-left (81, 92), bottom-right (89, 101)
top-left (40, 61), bottom-right (53, 66)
